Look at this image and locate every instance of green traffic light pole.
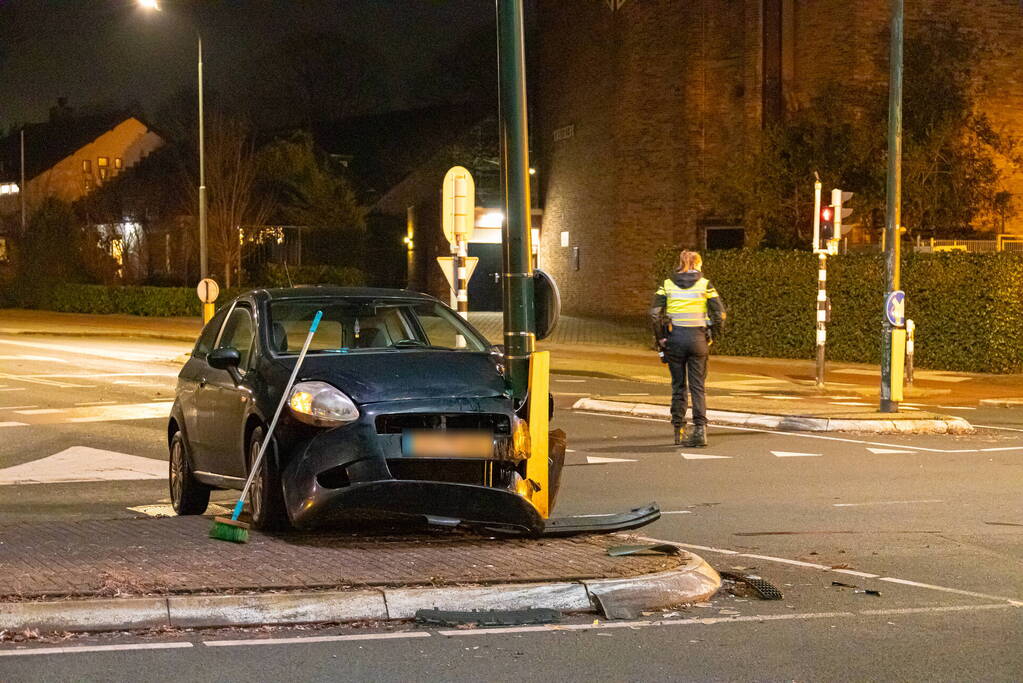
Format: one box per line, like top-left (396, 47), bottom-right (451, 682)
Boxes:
top-left (880, 0), bottom-right (903, 413)
top-left (496, 0), bottom-right (536, 401)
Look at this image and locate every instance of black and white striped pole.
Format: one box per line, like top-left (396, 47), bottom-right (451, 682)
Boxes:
top-left (442, 166), bottom-right (476, 347)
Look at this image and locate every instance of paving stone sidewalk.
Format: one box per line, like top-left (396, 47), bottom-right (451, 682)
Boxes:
top-left (0, 517), bottom-right (682, 601)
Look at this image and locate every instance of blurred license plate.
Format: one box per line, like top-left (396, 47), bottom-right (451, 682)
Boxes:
top-left (403, 430), bottom-right (493, 458)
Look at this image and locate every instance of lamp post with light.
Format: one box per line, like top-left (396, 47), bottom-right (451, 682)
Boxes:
top-left (138, 0), bottom-right (210, 296)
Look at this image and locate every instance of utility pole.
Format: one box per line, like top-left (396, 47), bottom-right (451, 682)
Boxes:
top-left (197, 35), bottom-right (209, 282)
top-left (880, 0), bottom-right (904, 413)
top-left (496, 0), bottom-right (536, 401)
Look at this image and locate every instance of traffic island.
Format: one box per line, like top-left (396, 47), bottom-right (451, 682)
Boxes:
top-left (0, 517), bottom-right (720, 634)
top-left (573, 397), bottom-right (974, 434)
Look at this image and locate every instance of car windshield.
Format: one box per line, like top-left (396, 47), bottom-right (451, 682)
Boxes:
top-left (267, 299), bottom-right (489, 355)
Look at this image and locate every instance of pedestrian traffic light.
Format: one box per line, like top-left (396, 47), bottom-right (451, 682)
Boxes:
top-left (818, 204), bottom-right (835, 251)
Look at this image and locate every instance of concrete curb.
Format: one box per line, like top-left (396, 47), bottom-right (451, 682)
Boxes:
top-left (572, 397), bottom-right (974, 434)
top-left (0, 552), bottom-right (720, 634)
top-left (0, 328), bottom-right (198, 342)
top-left (979, 398), bottom-right (1023, 408)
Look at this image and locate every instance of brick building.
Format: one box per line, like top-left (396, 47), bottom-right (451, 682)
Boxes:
top-left (534, 0), bottom-right (1023, 317)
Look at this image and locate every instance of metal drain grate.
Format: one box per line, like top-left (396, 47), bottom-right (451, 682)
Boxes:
top-left (719, 571), bottom-right (784, 600)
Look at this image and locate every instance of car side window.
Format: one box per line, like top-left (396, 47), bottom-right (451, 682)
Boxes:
top-left (193, 308), bottom-right (229, 360)
top-left (217, 306), bottom-right (255, 372)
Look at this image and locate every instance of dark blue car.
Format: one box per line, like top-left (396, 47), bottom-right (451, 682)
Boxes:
top-left (168, 287), bottom-right (556, 534)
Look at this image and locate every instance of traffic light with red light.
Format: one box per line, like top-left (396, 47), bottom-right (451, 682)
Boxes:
top-left (819, 204), bottom-right (835, 251)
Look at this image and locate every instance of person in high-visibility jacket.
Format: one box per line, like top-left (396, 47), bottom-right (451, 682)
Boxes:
top-left (650, 250), bottom-right (726, 447)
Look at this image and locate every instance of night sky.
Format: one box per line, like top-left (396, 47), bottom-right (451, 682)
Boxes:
top-left (0, 0), bottom-right (494, 131)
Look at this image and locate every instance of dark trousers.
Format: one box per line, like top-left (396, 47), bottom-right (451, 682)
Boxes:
top-left (665, 327), bottom-right (709, 427)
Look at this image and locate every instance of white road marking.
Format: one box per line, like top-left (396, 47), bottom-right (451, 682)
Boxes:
top-left (859, 604), bottom-right (1014, 616)
top-left (935, 406), bottom-right (976, 410)
top-left (901, 406), bottom-right (921, 411)
top-left (577, 410), bottom-right (1023, 454)
top-left (866, 447), bottom-right (917, 454)
top-left (0, 354), bottom-right (70, 363)
top-left (615, 393), bottom-right (650, 397)
top-left (972, 424), bottom-right (1023, 433)
top-left (760, 395), bottom-right (802, 400)
top-left (0, 405), bottom-right (38, 411)
top-left (0, 372), bottom-right (91, 388)
top-left (877, 577), bottom-right (1023, 606)
top-left (75, 400), bottom-right (117, 406)
top-left (0, 421), bottom-right (27, 427)
top-left (0, 387), bottom-right (26, 392)
top-left (833, 499), bottom-right (944, 507)
top-left (205, 632), bottom-right (431, 647)
top-left (831, 569), bottom-right (880, 579)
top-left (553, 378), bottom-right (587, 383)
top-left (0, 447), bottom-right (166, 485)
top-left (680, 453), bottom-right (732, 460)
top-left (0, 338), bottom-right (182, 363)
top-left (0, 642), bottom-right (193, 657)
top-left (636, 535), bottom-right (1023, 606)
top-left (829, 401), bottom-right (872, 406)
top-left (771, 450), bottom-right (821, 458)
top-left (15, 408), bottom-right (63, 415)
top-left (585, 455), bottom-right (637, 464)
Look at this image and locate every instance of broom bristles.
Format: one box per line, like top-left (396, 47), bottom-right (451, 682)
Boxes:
top-left (210, 516), bottom-right (250, 543)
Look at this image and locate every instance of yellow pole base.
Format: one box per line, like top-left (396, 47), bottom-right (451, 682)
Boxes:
top-left (526, 351), bottom-right (550, 519)
top-left (891, 328), bottom-right (906, 402)
top-left (203, 302), bottom-right (215, 325)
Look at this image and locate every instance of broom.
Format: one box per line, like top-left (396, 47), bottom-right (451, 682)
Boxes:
top-left (210, 310), bottom-right (323, 543)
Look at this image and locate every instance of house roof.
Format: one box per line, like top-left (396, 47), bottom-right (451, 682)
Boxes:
top-left (304, 102), bottom-right (491, 202)
top-left (0, 111), bottom-right (146, 182)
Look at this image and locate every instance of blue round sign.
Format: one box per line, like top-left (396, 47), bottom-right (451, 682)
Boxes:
top-left (885, 290), bottom-right (906, 327)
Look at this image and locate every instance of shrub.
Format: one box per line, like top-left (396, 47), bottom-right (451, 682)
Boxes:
top-left (653, 247), bottom-right (1023, 373)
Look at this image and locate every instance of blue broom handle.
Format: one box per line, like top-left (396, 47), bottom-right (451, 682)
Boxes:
top-left (233, 310), bottom-right (323, 520)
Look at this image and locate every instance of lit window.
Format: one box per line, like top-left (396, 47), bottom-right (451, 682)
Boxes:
top-left (0, 183), bottom-right (19, 195)
top-left (98, 157), bottom-right (109, 167)
top-left (114, 157), bottom-right (123, 169)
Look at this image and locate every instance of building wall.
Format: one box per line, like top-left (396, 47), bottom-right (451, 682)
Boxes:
top-left (27, 118), bottom-right (163, 205)
top-left (536, 0), bottom-right (1023, 317)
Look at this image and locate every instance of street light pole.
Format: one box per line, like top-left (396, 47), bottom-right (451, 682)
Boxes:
top-left (197, 35), bottom-right (208, 281)
top-left (880, 0), bottom-right (904, 413)
top-left (496, 0), bottom-right (536, 401)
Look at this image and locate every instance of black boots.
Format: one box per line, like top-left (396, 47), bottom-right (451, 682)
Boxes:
top-left (680, 425), bottom-right (707, 448)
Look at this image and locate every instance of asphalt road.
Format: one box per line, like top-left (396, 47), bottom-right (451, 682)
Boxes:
top-left (1, 333), bottom-right (1022, 680)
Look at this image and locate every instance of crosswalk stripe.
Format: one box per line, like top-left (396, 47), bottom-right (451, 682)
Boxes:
top-left (771, 451), bottom-right (821, 457)
top-left (680, 453), bottom-right (732, 460)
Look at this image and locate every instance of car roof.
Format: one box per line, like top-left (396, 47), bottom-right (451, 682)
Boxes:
top-left (251, 286), bottom-right (438, 302)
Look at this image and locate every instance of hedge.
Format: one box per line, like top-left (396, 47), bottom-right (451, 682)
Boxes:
top-left (1, 265), bottom-right (366, 318)
top-left (654, 248), bottom-right (1023, 373)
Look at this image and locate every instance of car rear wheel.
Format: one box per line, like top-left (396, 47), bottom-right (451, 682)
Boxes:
top-left (169, 431), bottom-right (210, 515)
top-left (247, 426), bottom-right (289, 530)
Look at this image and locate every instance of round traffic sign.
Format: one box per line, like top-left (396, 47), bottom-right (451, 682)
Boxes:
top-left (885, 290), bottom-right (905, 327)
top-left (196, 278), bottom-right (220, 304)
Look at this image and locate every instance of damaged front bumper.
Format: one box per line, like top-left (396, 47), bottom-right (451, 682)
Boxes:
top-left (280, 396), bottom-right (659, 536)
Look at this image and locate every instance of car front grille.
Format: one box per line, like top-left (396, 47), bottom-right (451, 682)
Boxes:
top-left (375, 413), bottom-right (511, 435)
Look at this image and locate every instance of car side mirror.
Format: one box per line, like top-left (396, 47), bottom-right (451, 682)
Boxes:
top-left (208, 347), bottom-right (241, 370)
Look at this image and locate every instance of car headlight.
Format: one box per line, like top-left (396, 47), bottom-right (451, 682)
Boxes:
top-left (288, 381), bottom-right (360, 427)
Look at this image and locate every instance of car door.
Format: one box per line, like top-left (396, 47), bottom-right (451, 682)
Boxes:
top-left (178, 306), bottom-right (229, 468)
top-left (202, 303), bottom-right (257, 478)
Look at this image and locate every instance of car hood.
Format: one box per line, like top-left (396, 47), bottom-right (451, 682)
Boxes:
top-left (278, 350), bottom-right (506, 404)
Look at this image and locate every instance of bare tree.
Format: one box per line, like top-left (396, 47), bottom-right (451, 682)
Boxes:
top-left (199, 114), bottom-right (273, 287)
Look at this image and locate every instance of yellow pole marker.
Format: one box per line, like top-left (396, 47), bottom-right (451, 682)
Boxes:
top-left (196, 277), bottom-right (220, 325)
top-left (526, 350), bottom-right (550, 518)
top-left (891, 328), bottom-right (906, 402)
top-left (203, 303), bottom-right (215, 324)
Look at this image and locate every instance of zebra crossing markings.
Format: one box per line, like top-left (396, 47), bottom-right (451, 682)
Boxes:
top-left (0, 446), bottom-right (165, 485)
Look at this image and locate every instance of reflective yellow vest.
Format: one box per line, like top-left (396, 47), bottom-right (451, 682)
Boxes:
top-left (658, 277), bottom-right (718, 328)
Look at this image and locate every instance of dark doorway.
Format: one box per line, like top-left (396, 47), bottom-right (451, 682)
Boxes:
top-left (467, 242), bottom-right (502, 311)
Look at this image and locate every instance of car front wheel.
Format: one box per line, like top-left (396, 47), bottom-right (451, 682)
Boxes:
top-left (247, 425), bottom-right (289, 530)
top-left (169, 430), bottom-right (210, 515)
